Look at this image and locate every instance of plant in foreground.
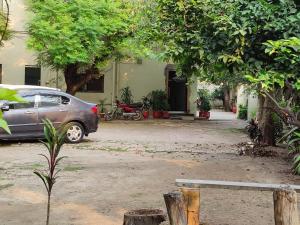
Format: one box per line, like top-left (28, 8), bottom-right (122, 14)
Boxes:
top-left (34, 119), bottom-right (67, 225)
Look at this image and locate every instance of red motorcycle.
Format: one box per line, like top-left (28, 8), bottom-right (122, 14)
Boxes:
top-left (105, 100), bottom-right (143, 121)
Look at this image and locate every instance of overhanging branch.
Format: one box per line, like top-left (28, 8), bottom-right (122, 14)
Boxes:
top-left (263, 91), bottom-right (300, 128)
top-left (0, 0), bottom-right (9, 45)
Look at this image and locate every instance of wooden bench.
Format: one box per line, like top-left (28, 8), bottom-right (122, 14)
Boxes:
top-left (163, 179), bottom-right (300, 225)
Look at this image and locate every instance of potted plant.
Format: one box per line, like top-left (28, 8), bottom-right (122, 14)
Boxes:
top-left (98, 98), bottom-right (106, 119)
top-left (150, 90), bottom-right (165, 119)
top-left (197, 89), bottom-right (211, 119)
top-left (142, 96), bottom-right (151, 119)
top-left (120, 86), bottom-right (133, 104)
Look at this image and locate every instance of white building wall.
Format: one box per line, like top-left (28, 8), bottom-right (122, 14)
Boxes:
top-left (117, 59), bottom-right (166, 102)
top-left (0, 0), bottom-right (197, 114)
top-left (247, 93), bottom-right (259, 119)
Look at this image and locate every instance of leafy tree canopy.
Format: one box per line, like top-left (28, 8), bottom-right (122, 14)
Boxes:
top-left (139, 0), bottom-right (300, 86)
top-left (27, 0), bottom-right (137, 94)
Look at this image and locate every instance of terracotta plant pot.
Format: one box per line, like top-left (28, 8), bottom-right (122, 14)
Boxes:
top-left (232, 106), bottom-right (237, 114)
top-left (153, 111), bottom-right (162, 119)
top-left (162, 111), bottom-right (170, 119)
top-left (143, 111), bottom-right (149, 119)
top-left (99, 113), bottom-right (105, 119)
top-left (199, 111), bottom-right (210, 119)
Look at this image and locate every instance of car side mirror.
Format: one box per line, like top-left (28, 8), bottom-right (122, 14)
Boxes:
top-left (1, 104), bottom-right (9, 111)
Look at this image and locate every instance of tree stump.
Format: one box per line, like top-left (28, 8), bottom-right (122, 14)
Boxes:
top-left (273, 189), bottom-right (299, 225)
top-left (164, 192), bottom-right (187, 225)
top-left (180, 188), bottom-right (200, 225)
top-left (123, 209), bottom-right (166, 225)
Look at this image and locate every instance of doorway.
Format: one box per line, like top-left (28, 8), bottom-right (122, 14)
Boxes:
top-left (168, 71), bottom-right (187, 112)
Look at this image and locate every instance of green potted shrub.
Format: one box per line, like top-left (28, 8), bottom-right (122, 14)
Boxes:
top-left (120, 86), bottom-right (133, 104)
top-left (142, 96), bottom-right (151, 119)
top-left (238, 104), bottom-right (247, 120)
top-left (197, 89), bottom-right (211, 119)
top-left (150, 90), bottom-right (165, 119)
top-left (98, 98), bottom-right (106, 119)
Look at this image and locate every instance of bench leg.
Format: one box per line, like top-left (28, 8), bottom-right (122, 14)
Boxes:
top-left (180, 188), bottom-right (200, 225)
top-left (273, 189), bottom-right (299, 225)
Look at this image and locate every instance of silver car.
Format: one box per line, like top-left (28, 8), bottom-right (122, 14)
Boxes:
top-left (0, 85), bottom-right (99, 143)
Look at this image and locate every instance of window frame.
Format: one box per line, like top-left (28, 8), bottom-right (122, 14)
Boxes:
top-left (37, 94), bottom-right (62, 108)
top-left (79, 75), bottom-right (104, 93)
top-left (8, 94), bottom-right (38, 110)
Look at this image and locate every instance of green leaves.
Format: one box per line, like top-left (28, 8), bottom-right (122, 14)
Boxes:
top-left (34, 119), bottom-right (67, 224)
top-left (27, 0), bottom-right (135, 70)
top-left (0, 88), bottom-right (25, 134)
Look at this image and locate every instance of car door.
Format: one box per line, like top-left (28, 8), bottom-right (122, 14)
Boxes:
top-left (37, 94), bottom-right (69, 132)
top-left (1, 94), bottom-right (39, 137)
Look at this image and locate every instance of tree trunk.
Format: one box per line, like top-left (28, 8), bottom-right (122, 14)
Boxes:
top-left (123, 209), bottom-right (166, 225)
top-left (259, 93), bottom-right (276, 146)
top-left (64, 64), bottom-right (94, 95)
top-left (179, 188), bottom-right (200, 225)
top-left (257, 94), bottom-right (265, 122)
top-left (223, 86), bottom-right (231, 112)
top-left (273, 189), bottom-right (299, 225)
top-left (164, 192), bottom-right (187, 225)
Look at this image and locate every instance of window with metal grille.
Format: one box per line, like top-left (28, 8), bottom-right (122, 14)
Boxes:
top-left (25, 65), bottom-right (41, 86)
top-left (79, 75), bottom-right (104, 93)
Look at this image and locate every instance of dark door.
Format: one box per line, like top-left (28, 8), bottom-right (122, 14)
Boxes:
top-left (168, 71), bottom-right (187, 111)
top-left (25, 65), bottom-right (41, 86)
top-left (1, 94), bottom-right (39, 137)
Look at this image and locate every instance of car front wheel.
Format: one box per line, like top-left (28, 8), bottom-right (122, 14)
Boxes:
top-left (65, 122), bottom-right (84, 143)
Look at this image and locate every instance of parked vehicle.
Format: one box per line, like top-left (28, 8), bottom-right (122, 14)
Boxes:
top-left (105, 100), bottom-right (142, 121)
top-left (0, 84), bottom-right (99, 143)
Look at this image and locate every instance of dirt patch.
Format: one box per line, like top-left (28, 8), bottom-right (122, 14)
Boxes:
top-left (0, 118), bottom-right (299, 225)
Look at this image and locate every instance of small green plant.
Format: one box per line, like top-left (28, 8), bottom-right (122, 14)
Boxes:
top-left (150, 90), bottom-right (167, 111)
top-left (98, 98), bottom-right (107, 113)
top-left (141, 96), bottom-right (151, 111)
top-left (279, 127), bottom-right (300, 174)
top-left (120, 86), bottom-right (133, 104)
top-left (34, 119), bottom-right (67, 225)
top-left (199, 98), bottom-right (211, 111)
top-left (197, 89), bottom-right (211, 112)
top-left (238, 105), bottom-right (247, 120)
top-left (250, 110), bottom-right (257, 119)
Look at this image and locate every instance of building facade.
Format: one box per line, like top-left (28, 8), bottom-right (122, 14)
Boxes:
top-left (0, 0), bottom-right (198, 114)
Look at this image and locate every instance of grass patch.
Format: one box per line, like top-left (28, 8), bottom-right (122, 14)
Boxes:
top-left (103, 147), bottom-right (128, 152)
top-left (0, 183), bottom-right (13, 190)
top-left (63, 165), bottom-right (85, 172)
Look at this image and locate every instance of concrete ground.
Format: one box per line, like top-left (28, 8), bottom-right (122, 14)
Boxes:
top-left (0, 113), bottom-right (299, 225)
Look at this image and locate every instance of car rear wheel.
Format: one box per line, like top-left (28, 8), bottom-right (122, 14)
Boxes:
top-left (65, 122), bottom-right (84, 143)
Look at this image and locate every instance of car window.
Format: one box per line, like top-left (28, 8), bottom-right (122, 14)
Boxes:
top-left (9, 95), bottom-right (36, 110)
top-left (40, 95), bottom-right (61, 107)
